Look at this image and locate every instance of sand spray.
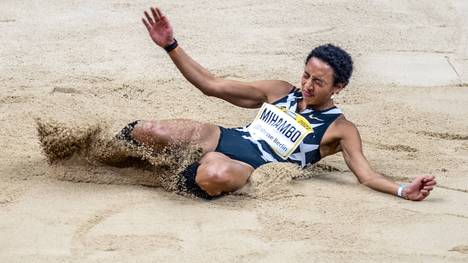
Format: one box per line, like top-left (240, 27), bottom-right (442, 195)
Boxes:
top-left (36, 119), bottom-right (329, 199)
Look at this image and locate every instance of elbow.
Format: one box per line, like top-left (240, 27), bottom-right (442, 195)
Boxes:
top-left (356, 173), bottom-right (374, 186)
top-left (201, 88), bottom-right (222, 98)
top-left (200, 88), bottom-right (215, 97)
top-left (200, 78), bottom-right (221, 97)
top-left (357, 171), bottom-right (382, 187)
top-left (359, 178), bottom-right (372, 187)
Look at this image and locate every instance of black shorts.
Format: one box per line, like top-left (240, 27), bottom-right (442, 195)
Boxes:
top-left (214, 126), bottom-right (269, 169)
top-left (179, 126), bottom-right (268, 199)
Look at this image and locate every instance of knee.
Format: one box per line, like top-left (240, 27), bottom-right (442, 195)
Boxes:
top-left (196, 164), bottom-right (233, 196)
top-left (204, 165), bottom-right (233, 185)
top-left (132, 121), bottom-right (169, 144)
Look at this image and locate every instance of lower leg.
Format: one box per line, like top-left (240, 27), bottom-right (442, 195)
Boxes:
top-left (116, 119), bottom-right (220, 154)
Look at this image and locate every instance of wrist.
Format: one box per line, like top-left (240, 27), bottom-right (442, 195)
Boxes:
top-left (397, 184), bottom-right (408, 199)
top-left (164, 38), bottom-right (178, 53)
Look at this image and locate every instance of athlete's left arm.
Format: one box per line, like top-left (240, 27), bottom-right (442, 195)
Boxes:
top-left (337, 120), bottom-right (436, 201)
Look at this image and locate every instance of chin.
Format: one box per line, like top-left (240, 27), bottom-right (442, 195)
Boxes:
top-left (302, 96), bottom-right (316, 104)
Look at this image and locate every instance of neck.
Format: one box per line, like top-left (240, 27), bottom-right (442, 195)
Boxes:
top-left (299, 99), bottom-right (334, 112)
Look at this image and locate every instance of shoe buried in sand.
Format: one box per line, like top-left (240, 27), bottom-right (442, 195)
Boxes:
top-left (115, 120), bottom-right (141, 146)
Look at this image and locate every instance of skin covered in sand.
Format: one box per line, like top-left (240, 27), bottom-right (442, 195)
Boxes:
top-left (139, 6), bottom-right (436, 200)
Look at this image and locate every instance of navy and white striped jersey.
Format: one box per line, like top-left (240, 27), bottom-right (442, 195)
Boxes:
top-left (215, 88), bottom-right (343, 168)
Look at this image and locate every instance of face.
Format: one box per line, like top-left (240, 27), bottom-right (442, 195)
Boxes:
top-left (300, 57), bottom-right (343, 109)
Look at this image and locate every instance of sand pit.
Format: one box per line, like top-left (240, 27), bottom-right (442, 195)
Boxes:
top-left (1, 0), bottom-right (468, 262)
top-left (360, 52), bottom-right (460, 86)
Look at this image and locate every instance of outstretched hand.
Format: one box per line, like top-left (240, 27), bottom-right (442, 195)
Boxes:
top-left (404, 176), bottom-right (436, 201)
top-left (142, 6), bottom-right (174, 48)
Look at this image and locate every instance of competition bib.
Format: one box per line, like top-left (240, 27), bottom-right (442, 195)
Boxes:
top-left (247, 103), bottom-right (313, 159)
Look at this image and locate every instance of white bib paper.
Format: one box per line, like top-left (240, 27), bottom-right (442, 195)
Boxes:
top-left (247, 103), bottom-right (313, 159)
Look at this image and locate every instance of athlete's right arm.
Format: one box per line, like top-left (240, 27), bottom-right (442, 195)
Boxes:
top-left (142, 6), bottom-right (293, 108)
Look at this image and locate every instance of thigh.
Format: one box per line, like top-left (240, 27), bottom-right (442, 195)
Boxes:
top-left (133, 119), bottom-right (220, 154)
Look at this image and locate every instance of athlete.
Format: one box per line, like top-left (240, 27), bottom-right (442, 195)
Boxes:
top-left (117, 6), bottom-right (436, 200)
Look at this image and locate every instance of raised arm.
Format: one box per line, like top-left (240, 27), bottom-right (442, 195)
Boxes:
top-left (141, 6), bottom-right (292, 108)
top-left (336, 120), bottom-right (436, 201)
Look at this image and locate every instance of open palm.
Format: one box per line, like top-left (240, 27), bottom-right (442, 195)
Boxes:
top-left (142, 7), bottom-right (174, 48)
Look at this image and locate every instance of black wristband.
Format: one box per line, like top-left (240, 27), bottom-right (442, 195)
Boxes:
top-left (164, 39), bottom-right (178, 53)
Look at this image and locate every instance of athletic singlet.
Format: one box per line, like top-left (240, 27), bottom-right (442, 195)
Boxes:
top-left (215, 88), bottom-right (343, 168)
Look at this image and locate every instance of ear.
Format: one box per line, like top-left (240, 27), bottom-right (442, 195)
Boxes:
top-left (332, 83), bottom-right (345, 94)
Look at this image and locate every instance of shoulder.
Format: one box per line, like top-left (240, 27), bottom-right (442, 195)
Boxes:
top-left (328, 116), bottom-right (360, 141)
top-left (333, 116), bottom-right (357, 130)
top-left (321, 116), bottom-right (362, 155)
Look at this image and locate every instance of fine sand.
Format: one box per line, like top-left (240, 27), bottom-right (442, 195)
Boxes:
top-left (1, 0), bottom-right (468, 262)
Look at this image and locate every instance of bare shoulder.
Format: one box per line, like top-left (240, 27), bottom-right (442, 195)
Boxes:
top-left (334, 117), bottom-right (358, 131)
top-left (251, 80), bottom-right (295, 103)
top-left (319, 116), bottom-right (361, 156)
top-left (329, 116), bottom-right (361, 141)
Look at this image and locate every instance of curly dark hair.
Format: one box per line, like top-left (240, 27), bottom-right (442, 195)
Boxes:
top-left (305, 44), bottom-right (353, 86)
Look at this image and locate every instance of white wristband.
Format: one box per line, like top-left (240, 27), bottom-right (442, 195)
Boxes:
top-left (397, 185), bottom-right (407, 198)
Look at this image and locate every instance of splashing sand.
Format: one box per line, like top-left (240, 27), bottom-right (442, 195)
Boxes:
top-left (234, 162), bottom-right (334, 199)
top-left (36, 119), bottom-right (202, 195)
top-left (36, 119), bottom-right (332, 199)
top-left (244, 163), bottom-right (302, 197)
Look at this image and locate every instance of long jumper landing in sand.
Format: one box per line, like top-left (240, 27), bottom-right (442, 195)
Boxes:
top-left (109, 5), bottom-right (437, 200)
top-left (36, 5), bottom-right (437, 201)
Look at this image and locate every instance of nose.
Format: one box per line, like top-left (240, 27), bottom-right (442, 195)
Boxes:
top-left (303, 77), bottom-right (314, 90)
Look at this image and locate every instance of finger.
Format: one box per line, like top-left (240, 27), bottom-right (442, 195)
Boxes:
top-left (142, 18), bottom-right (151, 31)
top-left (423, 186), bottom-right (434, 191)
top-left (156, 8), bottom-right (163, 19)
top-left (151, 7), bottom-right (160, 22)
top-left (419, 192), bottom-right (430, 201)
top-left (421, 189), bottom-right (429, 195)
top-left (414, 194), bottom-right (425, 201)
top-left (160, 16), bottom-right (170, 28)
top-left (423, 175), bottom-right (435, 182)
top-left (424, 180), bottom-right (437, 186)
top-left (144, 11), bottom-right (154, 25)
